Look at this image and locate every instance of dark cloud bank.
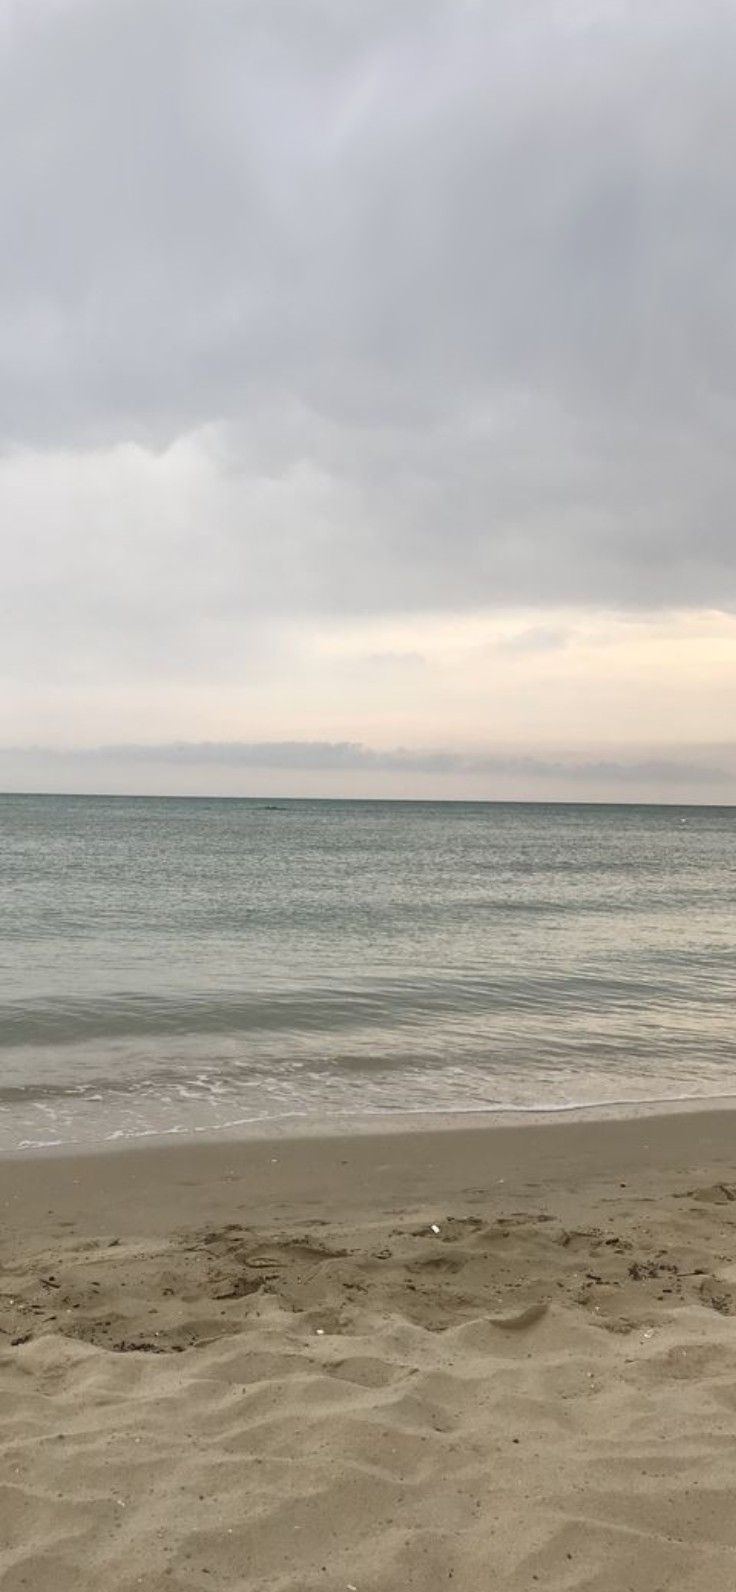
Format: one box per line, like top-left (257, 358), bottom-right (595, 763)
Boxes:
top-left (5, 740), bottom-right (733, 790)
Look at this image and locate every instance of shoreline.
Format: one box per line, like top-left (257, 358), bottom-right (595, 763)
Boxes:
top-left (6, 1085), bottom-right (736, 1169)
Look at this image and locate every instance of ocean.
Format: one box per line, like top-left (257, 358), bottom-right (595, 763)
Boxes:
top-left (0, 794), bottom-right (734, 1153)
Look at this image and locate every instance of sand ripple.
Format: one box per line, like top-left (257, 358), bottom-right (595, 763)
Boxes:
top-left (3, 1188), bottom-right (736, 1588)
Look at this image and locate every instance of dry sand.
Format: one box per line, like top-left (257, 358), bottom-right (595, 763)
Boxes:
top-left (2, 1109), bottom-right (736, 1589)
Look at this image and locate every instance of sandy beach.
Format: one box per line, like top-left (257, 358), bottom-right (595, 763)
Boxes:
top-left (2, 1108), bottom-right (736, 1589)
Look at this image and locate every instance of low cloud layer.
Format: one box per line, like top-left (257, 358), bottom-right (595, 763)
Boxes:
top-left (41, 739), bottom-right (736, 784)
top-left (3, 738), bottom-right (733, 804)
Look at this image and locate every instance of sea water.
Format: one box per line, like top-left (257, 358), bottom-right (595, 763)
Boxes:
top-left (1, 794), bottom-right (734, 1152)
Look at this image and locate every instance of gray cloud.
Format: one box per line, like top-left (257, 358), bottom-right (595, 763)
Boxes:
top-left (494, 626), bottom-right (571, 656)
top-left (6, 740), bottom-right (733, 787)
top-left (1, 0), bottom-right (736, 655)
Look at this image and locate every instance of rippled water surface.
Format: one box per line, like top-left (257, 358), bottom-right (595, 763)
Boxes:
top-left (1, 794), bottom-right (734, 1150)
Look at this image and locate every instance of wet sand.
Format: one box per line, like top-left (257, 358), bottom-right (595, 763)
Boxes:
top-left (2, 1108), bottom-right (736, 1589)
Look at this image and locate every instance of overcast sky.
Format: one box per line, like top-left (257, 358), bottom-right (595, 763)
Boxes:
top-left (2, 0), bottom-right (735, 800)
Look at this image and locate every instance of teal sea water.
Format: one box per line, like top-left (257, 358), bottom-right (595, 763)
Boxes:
top-left (0, 794), bottom-right (734, 1152)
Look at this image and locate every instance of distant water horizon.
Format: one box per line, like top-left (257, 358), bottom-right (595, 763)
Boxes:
top-left (1, 794), bottom-right (734, 1153)
top-left (4, 791), bottom-right (736, 807)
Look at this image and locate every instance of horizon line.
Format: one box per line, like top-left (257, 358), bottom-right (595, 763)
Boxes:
top-left (1, 789), bottom-right (734, 810)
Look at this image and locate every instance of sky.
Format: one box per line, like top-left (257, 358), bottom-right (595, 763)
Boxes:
top-left (1, 0), bottom-right (735, 802)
